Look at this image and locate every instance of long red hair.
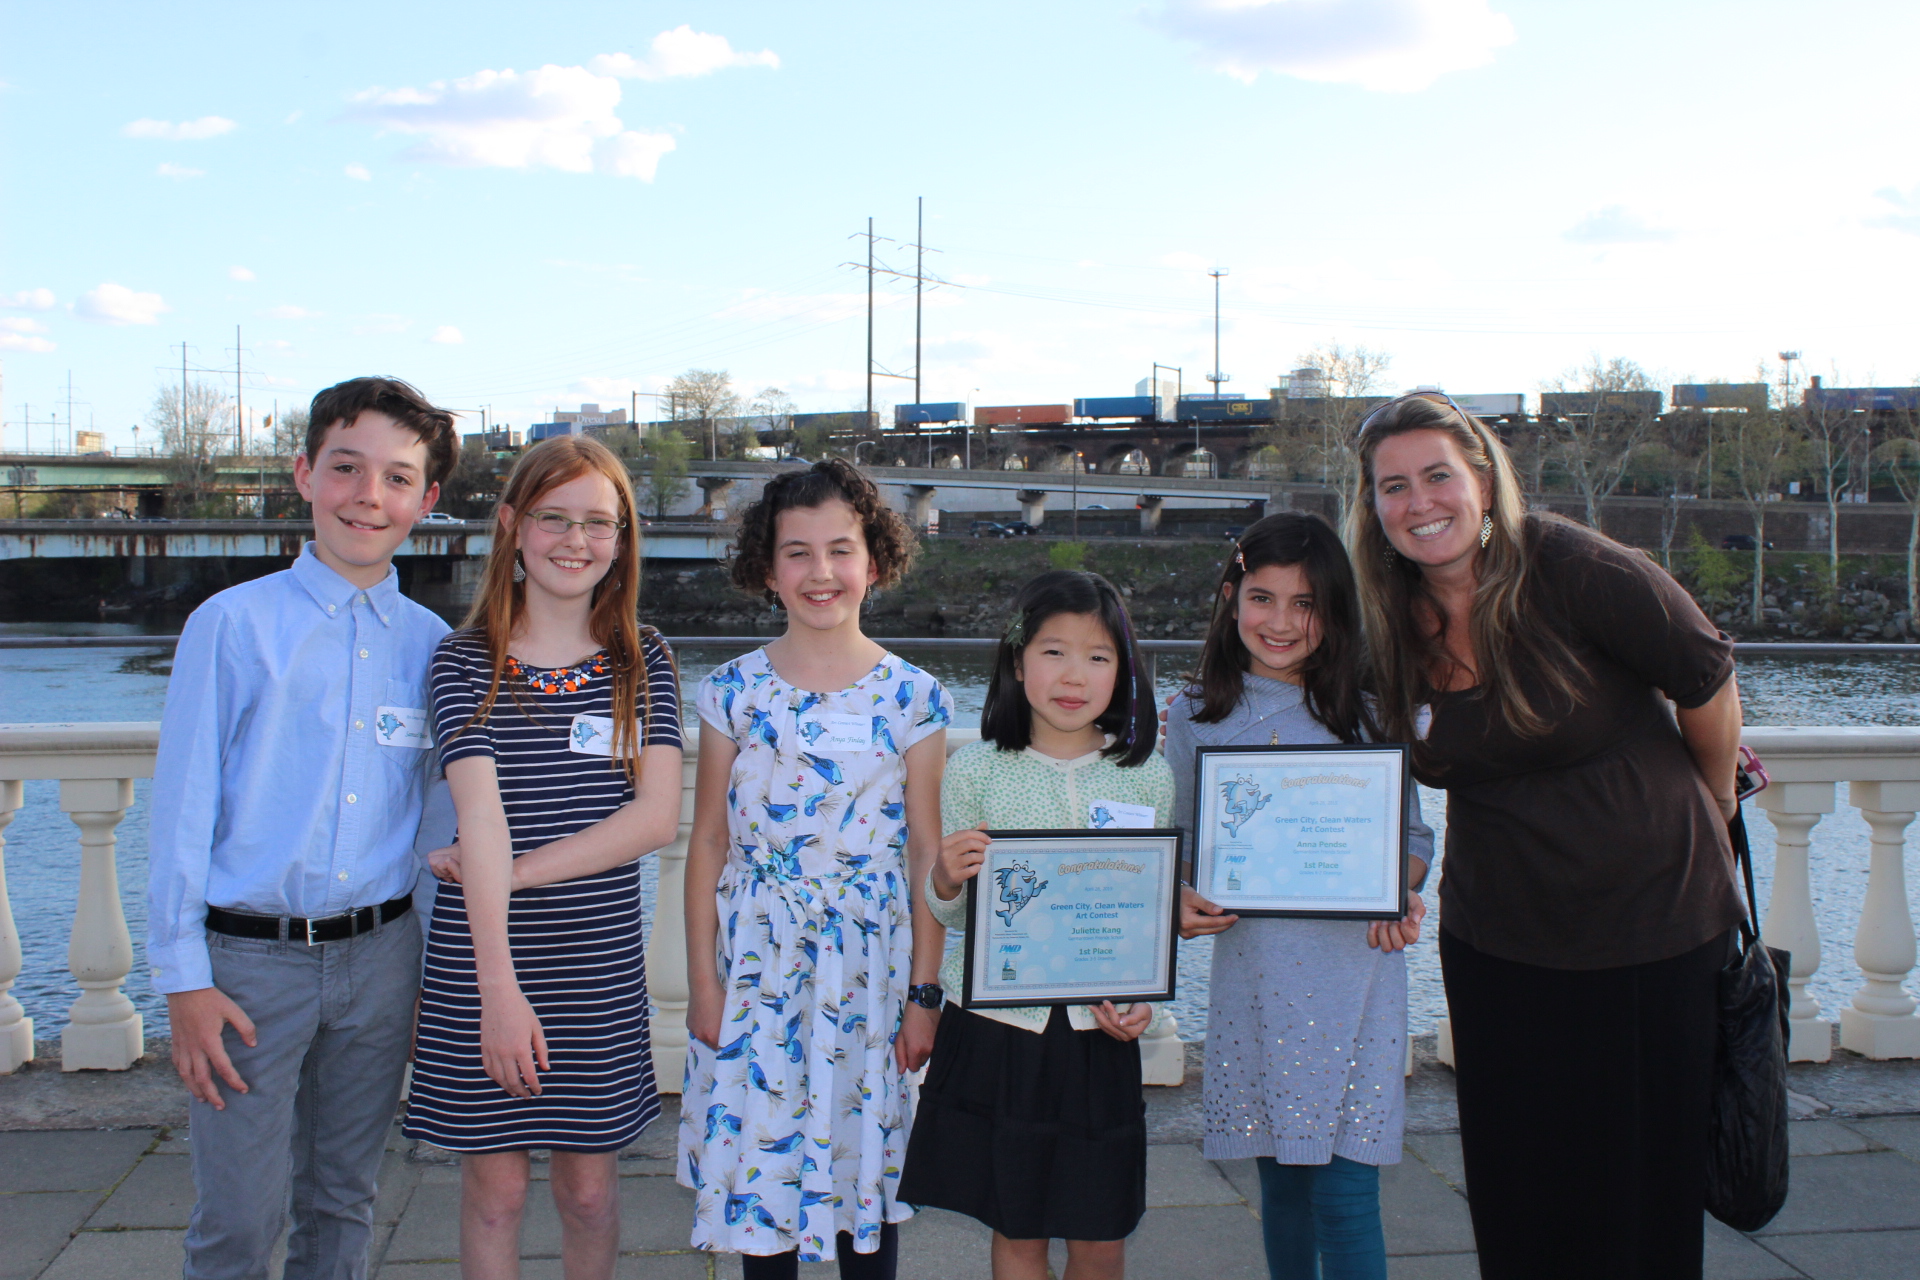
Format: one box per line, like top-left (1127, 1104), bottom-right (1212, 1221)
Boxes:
top-left (457, 435), bottom-right (667, 783)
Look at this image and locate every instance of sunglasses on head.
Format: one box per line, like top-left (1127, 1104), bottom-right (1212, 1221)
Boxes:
top-left (1357, 390), bottom-right (1477, 439)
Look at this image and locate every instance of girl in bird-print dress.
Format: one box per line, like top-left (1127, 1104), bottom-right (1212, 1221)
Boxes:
top-left (678, 460), bottom-right (950, 1278)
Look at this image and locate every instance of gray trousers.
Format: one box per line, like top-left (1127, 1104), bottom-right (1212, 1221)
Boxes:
top-left (184, 910), bottom-right (421, 1280)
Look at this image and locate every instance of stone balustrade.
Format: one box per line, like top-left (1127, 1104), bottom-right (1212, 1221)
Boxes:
top-left (3, 722), bottom-right (1913, 1082)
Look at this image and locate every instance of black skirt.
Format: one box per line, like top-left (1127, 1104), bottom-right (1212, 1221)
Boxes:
top-left (899, 1004), bottom-right (1145, 1242)
top-left (1442, 927), bottom-right (1728, 1280)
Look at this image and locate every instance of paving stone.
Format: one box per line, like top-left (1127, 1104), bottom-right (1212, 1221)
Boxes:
top-left (895, 1207), bottom-right (994, 1280)
top-left (1147, 1142), bottom-right (1244, 1207)
top-left (1760, 1228), bottom-right (1920, 1280)
top-left (39, 1229), bottom-right (184, 1280)
top-left (1787, 1119), bottom-right (1882, 1157)
top-left (0, 1129), bottom-right (153, 1192)
top-left (372, 1150), bottom-right (424, 1226)
top-left (1124, 1204), bottom-right (1267, 1278)
top-left (1385, 1255), bottom-right (1481, 1280)
top-left (1212, 1157), bottom-right (1263, 1215)
top-left (151, 1129), bottom-right (190, 1155)
top-left (1846, 1116), bottom-right (1920, 1162)
top-left (1703, 1218), bottom-right (1804, 1280)
top-left (380, 1256), bottom-right (709, 1279)
top-left (382, 1178), bottom-right (460, 1262)
top-left (1381, 1157), bottom-right (1476, 1257)
top-left (1404, 1132), bottom-right (1467, 1192)
top-left (1755, 1152), bottom-right (1920, 1234)
top-left (85, 1152), bottom-right (193, 1228)
top-left (0, 1192), bottom-right (103, 1280)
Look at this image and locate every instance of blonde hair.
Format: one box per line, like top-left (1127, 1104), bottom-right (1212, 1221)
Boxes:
top-left (456, 435), bottom-right (668, 783)
top-left (1343, 394), bottom-right (1581, 750)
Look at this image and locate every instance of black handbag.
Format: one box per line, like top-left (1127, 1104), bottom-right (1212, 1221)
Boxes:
top-left (1704, 807), bottom-right (1792, 1232)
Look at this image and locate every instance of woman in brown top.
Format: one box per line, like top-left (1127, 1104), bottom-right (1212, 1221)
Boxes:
top-left (1344, 393), bottom-right (1746, 1280)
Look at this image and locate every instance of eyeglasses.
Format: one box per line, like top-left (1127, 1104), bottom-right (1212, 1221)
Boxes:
top-left (528, 511), bottom-right (626, 539)
top-left (1357, 390), bottom-right (1476, 439)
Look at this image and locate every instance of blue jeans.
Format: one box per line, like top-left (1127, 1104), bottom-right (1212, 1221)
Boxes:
top-left (1257, 1156), bottom-right (1386, 1280)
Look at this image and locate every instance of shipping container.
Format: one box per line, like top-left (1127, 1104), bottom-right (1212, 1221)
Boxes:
top-left (1451, 393), bottom-right (1526, 418)
top-left (1804, 387), bottom-right (1920, 413)
top-left (1074, 396), bottom-right (1157, 419)
top-left (791, 410), bottom-right (880, 432)
top-left (894, 402), bottom-right (968, 426)
top-left (974, 404), bottom-right (1073, 426)
top-left (1672, 383), bottom-right (1769, 412)
top-left (1538, 390), bottom-right (1663, 419)
top-left (1176, 397), bottom-right (1277, 423)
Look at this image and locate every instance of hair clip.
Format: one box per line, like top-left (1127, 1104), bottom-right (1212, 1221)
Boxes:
top-left (1233, 544), bottom-right (1246, 570)
top-left (1003, 614), bottom-right (1027, 647)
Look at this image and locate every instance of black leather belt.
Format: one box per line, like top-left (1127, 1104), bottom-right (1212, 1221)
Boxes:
top-left (205, 894), bottom-right (412, 944)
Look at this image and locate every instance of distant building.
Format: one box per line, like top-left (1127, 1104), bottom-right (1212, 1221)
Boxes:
top-left (464, 429), bottom-right (522, 451)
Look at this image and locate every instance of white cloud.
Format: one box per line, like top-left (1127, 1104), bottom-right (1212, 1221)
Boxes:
top-left (1870, 186), bottom-right (1920, 236)
top-left (229, 265), bottom-right (256, 282)
top-left (157, 162), bottom-right (205, 180)
top-left (259, 338), bottom-right (295, 352)
top-left (1, 316), bottom-right (48, 334)
top-left (347, 62), bottom-right (680, 179)
top-left (589, 26), bottom-right (779, 80)
top-left (263, 304), bottom-right (315, 320)
top-left (0, 330), bottom-right (55, 353)
top-left (429, 325), bottom-right (465, 344)
top-left (1564, 206), bottom-right (1675, 245)
top-left (73, 282), bottom-right (168, 326)
top-left (1154, 0), bottom-right (1515, 92)
top-left (344, 162), bottom-right (372, 181)
top-left (122, 115), bottom-right (236, 140)
top-left (3, 287), bottom-right (55, 310)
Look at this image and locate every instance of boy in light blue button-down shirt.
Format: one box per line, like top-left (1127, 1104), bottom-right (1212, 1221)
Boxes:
top-left (147, 377), bottom-right (460, 1280)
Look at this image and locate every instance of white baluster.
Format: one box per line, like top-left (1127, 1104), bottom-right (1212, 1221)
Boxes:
top-left (1758, 783), bottom-right (1835, 1062)
top-left (1435, 1015), bottom-right (1456, 1069)
top-left (0, 780), bottom-right (31, 1072)
top-left (1139, 1008), bottom-right (1185, 1086)
top-left (1840, 781), bottom-right (1920, 1059)
top-left (646, 754), bottom-right (696, 1094)
top-left (60, 778), bottom-right (142, 1071)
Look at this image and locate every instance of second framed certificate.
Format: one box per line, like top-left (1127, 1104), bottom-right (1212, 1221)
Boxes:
top-left (1193, 745), bottom-right (1410, 919)
top-left (961, 829), bottom-right (1182, 1009)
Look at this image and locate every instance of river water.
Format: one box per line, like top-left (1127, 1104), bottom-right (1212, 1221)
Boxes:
top-left (4, 625), bottom-right (1918, 1045)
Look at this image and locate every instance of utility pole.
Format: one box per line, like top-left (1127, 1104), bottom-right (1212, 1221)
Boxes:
top-left (67, 371), bottom-right (75, 454)
top-left (914, 196), bottom-right (923, 407)
top-left (234, 325), bottom-right (244, 456)
top-left (1207, 269), bottom-right (1229, 399)
top-left (180, 342), bottom-right (189, 445)
top-left (866, 215), bottom-right (875, 427)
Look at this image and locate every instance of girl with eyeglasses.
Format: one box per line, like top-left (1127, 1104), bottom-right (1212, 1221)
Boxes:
top-left (1347, 393), bottom-right (1745, 1280)
top-left (407, 435), bottom-right (685, 1279)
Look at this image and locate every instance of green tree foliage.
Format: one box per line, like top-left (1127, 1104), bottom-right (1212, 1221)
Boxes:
top-left (641, 428), bottom-right (694, 519)
top-left (1048, 540), bottom-right (1087, 571)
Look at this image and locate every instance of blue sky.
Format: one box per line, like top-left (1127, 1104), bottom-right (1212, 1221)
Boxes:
top-left (4, 0), bottom-right (1918, 450)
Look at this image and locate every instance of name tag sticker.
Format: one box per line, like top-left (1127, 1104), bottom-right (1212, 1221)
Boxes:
top-left (374, 706), bottom-right (432, 750)
top-left (805, 713), bottom-right (872, 753)
top-left (1089, 798), bottom-right (1157, 830)
top-left (569, 714), bottom-right (616, 757)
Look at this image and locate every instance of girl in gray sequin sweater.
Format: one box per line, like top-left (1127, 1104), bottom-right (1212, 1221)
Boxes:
top-left (1166, 514), bottom-right (1432, 1280)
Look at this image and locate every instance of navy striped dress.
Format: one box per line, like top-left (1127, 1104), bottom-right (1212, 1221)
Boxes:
top-left (404, 630), bottom-right (681, 1153)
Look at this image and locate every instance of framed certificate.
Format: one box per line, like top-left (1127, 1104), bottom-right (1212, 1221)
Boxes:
top-left (961, 829), bottom-right (1183, 1009)
top-left (1192, 745), bottom-right (1410, 919)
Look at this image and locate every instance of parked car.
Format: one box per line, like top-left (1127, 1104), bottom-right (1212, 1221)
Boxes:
top-left (968, 520), bottom-right (1009, 538)
top-left (1223, 527), bottom-right (1245, 542)
top-left (420, 511), bottom-right (462, 524)
top-left (1000, 521), bottom-right (1038, 536)
top-left (1083, 503), bottom-right (1109, 511)
top-left (1721, 533), bottom-right (1775, 551)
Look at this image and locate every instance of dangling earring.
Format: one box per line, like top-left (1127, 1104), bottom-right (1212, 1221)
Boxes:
top-left (1479, 513), bottom-right (1493, 549)
top-left (1383, 544), bottom-right (1398, 570)
top-left (512, 553), bottom-right (526, 583)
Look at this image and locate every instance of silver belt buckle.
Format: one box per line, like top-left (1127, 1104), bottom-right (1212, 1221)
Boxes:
top-left (304, 909), bottom-right (345, 945)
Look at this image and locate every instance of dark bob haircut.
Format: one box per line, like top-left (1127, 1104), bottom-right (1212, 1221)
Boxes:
top-left (980, 569), bottom-right (1156, 767)
top-left (306, 376), bottom-right (459, 488)
top-left (730, 458), bottom-right (917, 604)
top-left (1188, 511), bottom-right (1373, 744)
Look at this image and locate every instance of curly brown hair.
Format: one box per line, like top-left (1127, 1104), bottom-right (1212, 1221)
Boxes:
top-left (730, 458), bottom-right (918, 603)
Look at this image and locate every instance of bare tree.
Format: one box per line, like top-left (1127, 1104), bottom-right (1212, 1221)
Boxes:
top-left (146, 380), bottom-right (233, 514)
top-left (1540, 356), bottom-right (1663, 532)
top-left (1716, 408), bottom-right (1798, 624)
top-left (264, 407), bottom-right (309, 459)
top-left (1797, 386), bottom-right (1859, 596)
top-left (665, 369), bottom-right (741, 460)
top-left (1253, 343), bottom-right (1392, 522)
top-left (1875, 394), bottom-right (1920, 621)
top-left (749, 386), bottom-right (798, 456)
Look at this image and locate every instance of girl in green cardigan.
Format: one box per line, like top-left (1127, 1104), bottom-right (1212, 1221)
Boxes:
top-left (898, 570), bottom-right (1168, 1280)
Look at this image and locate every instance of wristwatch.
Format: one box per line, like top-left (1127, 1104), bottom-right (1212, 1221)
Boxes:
top-left (907, 983), bottom-right (944, 1010)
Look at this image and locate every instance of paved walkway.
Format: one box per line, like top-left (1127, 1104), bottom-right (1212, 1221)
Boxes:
top-left (3, 1040), bottom-right (1917, 1279)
